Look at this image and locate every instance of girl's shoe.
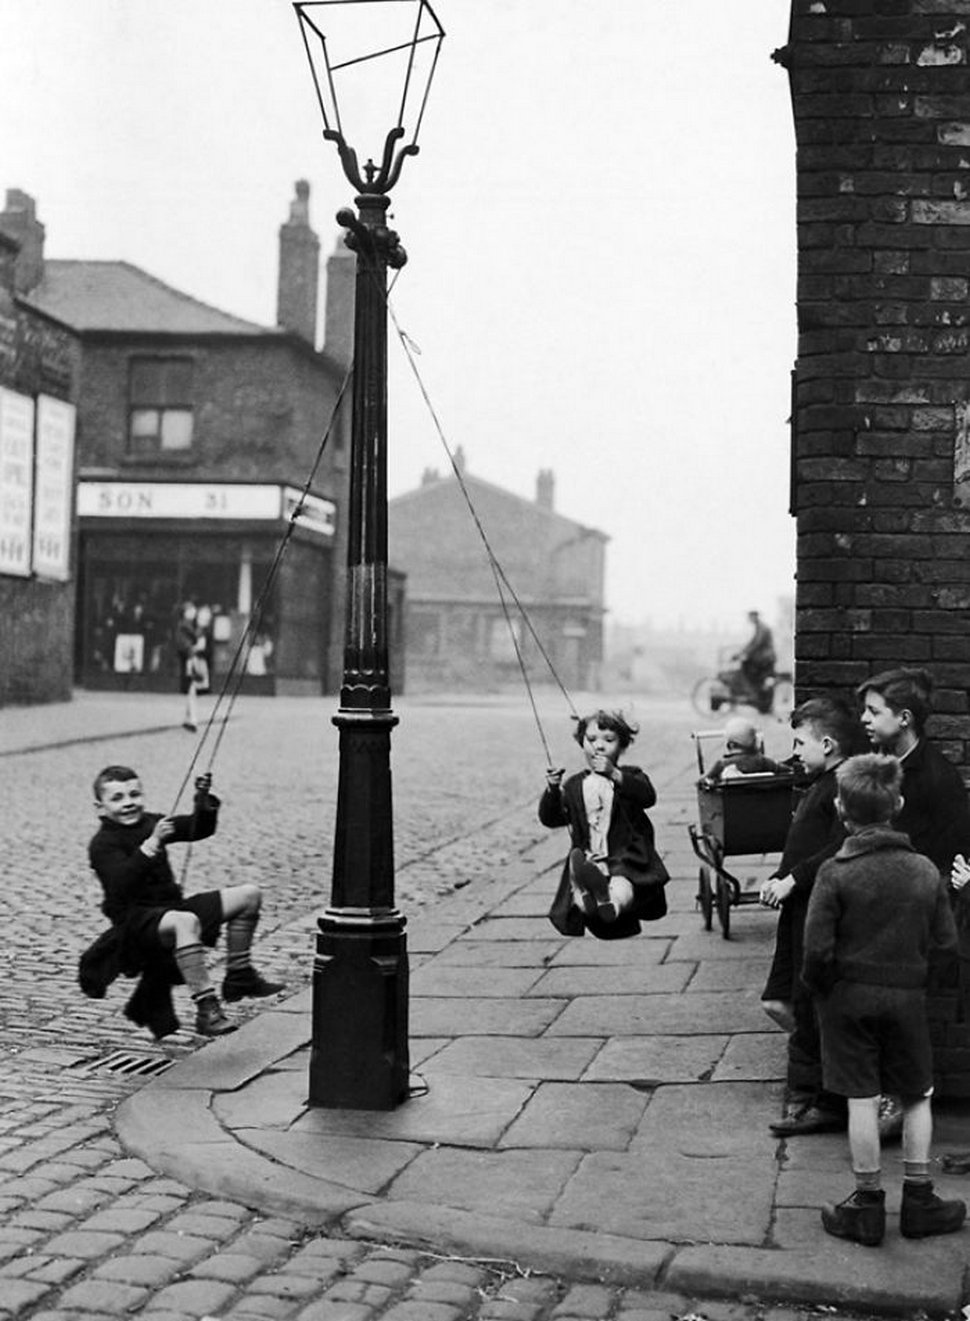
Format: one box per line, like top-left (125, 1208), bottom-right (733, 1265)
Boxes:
top-left (568, 850), bottom-right (616, 922)
top-left (821, 1189), bottom-right (885, 1246)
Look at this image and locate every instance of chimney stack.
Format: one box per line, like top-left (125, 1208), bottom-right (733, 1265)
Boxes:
top-left (536, 468), bottom-right (555, 510)
top-left (323, 233), bottom-right (356, 367)
top-left (0, 189), bottom-right (45, 294)
top-left (277, 180), bottom-right (320, 345)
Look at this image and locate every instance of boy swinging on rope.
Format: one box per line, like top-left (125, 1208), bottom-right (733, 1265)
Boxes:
top-left (82, 765), bottom-right (284, 1038)
top-left (541, 710), bottom-right (669, 939)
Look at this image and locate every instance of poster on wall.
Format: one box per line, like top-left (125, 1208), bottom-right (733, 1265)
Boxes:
top-left (32, 395), bottom-right (75, 580)
top-left (0, 385), bottom-right (35, 577)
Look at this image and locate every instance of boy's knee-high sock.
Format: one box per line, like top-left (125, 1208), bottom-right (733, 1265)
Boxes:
top-left (904, 1160), bottom-right (932, 1185)
top-left (174, 942), bottom-right (215, 1002)
top-left (225, 911), bottom-right (258, 974)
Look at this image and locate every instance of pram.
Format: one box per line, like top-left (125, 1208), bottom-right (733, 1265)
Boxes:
top-left (687, 730), bottom-right (794, 938)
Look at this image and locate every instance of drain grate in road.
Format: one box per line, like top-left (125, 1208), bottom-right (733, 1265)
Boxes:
top-left (73, 1050), bottom-right (175, 1079)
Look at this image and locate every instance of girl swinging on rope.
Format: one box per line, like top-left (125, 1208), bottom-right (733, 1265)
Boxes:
top-left (540, 709), bottom-right (669, 940)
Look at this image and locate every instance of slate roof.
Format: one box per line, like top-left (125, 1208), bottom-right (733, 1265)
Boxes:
top-left (389, 469), bottom-right (607, 604)
top-left (23, 260), bottom-right (273, 336)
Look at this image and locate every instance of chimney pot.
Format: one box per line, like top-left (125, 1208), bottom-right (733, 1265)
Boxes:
top-left (323, 233), bottom-right (355, 367)
top-left (277, 180), bottom-right (320, 345)
top-left (536, 468), bottom-right (555, 510)
top-left (0, 188), bottom-right (45, 294)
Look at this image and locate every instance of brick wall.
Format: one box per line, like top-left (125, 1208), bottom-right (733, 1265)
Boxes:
top-left (788, 0), bottom-right (970, 770)
top-left (0, 275), bottom-right (77, 706)
top-left (785, 0), bottom-right (970, 1093)
top-left (76, 334), bottom-right (351, 691)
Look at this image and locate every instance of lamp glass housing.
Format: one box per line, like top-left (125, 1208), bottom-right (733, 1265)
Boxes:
top-left (295, 0), bottom-right (444, 187)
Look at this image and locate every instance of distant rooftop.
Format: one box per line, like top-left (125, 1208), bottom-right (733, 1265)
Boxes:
top-left (23, 259), bottom-right (273, 336)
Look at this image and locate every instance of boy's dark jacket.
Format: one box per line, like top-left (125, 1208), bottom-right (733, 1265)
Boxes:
top-left (539, 766), bottom-right (669, 939)
top-left (802, 826), bottom-right (958, 996)
top-left (79, 789), bottom-right (219, 1038)
top-left (776, 763), bottom-right (844, 898)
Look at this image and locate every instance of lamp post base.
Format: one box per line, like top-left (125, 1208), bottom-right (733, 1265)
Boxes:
top-left (308, 908), bottom-right (409, 1110)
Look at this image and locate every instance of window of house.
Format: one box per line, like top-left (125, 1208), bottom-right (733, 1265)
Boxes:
top-left (128, 358), bottom-right (194, 456)
top-left (489, 615), bottom-right (521, 662)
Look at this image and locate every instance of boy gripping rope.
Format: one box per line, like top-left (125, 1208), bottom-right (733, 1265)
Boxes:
top-left (84, 765), bottom-right (284, 1038)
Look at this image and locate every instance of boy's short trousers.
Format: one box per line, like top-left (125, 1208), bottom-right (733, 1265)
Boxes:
top-left (123, 890), bottom-right (224, 959)
top-left (817, 980), bottom-right (932, 1099)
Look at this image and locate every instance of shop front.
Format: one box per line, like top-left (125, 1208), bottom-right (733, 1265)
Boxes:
top-left (76, 479), bottom-right (336, 696)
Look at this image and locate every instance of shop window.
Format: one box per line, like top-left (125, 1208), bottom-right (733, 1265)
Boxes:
top-left (128, 358), bottom-right (194, 457)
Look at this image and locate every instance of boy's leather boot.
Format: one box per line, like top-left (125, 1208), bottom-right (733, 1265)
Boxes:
top-left (900, 1181), bottom-right (966, 1238)
top-left (821, 1189), bottom-right (886, 1246)
top-left (222, 967), bottom-right (286, 1002)
top-left (195, 994), bottom-right (236, 1037)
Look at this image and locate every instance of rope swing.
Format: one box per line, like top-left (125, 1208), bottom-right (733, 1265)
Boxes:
top-left (171, 260), bottom-right (583, 850)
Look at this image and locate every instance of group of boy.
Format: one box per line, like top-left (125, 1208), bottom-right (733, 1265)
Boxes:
top-left (742, 668), bottom-right (970, 1247)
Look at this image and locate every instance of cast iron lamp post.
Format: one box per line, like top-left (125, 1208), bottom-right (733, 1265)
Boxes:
top-left (294, 0), bottom-right (444, 1109)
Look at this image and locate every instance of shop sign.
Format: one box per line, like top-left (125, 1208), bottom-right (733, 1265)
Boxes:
top-left (79, 481), bottom-right (283, 521)
top-left (33, 396), bottom-right (75, 581)
top-left (282, 486), bottom-right (336, 537)
top-left (0, 385), bottom-right (34, 577)
top-left (78, 481), bottom-right (336, 537)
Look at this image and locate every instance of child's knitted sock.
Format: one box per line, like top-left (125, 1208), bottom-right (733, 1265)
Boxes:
top-left (174, 942), bottom-right (215, 1002)
top-left (854, 1168), bottom-right (882, 1193)
top-left (225, 911), bottom-right (258, 975)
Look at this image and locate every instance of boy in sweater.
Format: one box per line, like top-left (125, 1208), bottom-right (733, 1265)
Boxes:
top-left (89, 765), bottom-right (283, 1036)
top-left (803, 753), bottom-right (964, 1246)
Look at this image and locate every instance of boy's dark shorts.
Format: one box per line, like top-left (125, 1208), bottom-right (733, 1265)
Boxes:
top-left (123, 890), bottom-right (224, 959)
top-left (817, 980), bottom-right (932, 1099)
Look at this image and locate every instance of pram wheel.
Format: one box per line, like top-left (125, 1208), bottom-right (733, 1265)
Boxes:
top-left (697, 865), bottom-right (713, 931)
top-left (716, 872), bottom-right (733, 939)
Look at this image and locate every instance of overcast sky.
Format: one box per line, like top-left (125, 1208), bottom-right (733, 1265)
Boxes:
top-left (3, 0), bottom-right (797, 634)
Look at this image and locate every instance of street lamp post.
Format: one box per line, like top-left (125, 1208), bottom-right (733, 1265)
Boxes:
top-left (294, 0), bottom-right (444, 1110)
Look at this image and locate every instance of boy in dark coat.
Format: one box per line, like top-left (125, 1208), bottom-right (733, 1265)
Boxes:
top-left (87, 764), bottom-right (283, 1037)
top-left (760, 696), bottom-right (864, 1135)
top-left (803, 753), bottom-right (964, 1246)
top-left (540, 710), bottom-right (668, 940)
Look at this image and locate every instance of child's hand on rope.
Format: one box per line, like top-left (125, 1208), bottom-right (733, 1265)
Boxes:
top-left (144, 817), bottom-right (176, 855)
top-left (545, 766), bottom-right (565, 789)
top-left (194, 772), bottom-right (213, 797)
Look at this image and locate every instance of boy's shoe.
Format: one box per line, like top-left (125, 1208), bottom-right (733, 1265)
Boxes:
top-left (821, 1189), bottom-right (885, 1246)
top-left (900, 1181), bottom-right (967, 1238)
top-left (222, 968), bottom-right (286, 1002)
top-left (878, 1094), bottom-right (904, 1141)
top-left (195, 995), bottom-right (236, 1037)
top-left (770, 1103), bottom-right (845, 1136)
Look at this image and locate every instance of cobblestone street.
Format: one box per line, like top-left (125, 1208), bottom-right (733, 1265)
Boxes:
top-left (0, 692), bottom-right (922, 1320)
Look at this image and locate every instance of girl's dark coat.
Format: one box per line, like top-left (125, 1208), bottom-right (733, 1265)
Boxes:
top-left (539, 765), bottom-right (669, 939)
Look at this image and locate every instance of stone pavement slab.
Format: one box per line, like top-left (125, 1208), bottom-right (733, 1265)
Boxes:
top-left (111, 718), bottom-right (970, 1320)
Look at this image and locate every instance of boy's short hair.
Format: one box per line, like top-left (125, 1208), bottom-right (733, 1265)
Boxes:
top-left (856, 667), bottom-right (934, 736)
top-left (836, 753), bottom-right (903, 827)
top-left (93, 764), bottom-right (139, 800)
top-left (790, 695), bottom-right (862, 754)
top-left (573, 709), bottom-right (639, 751)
